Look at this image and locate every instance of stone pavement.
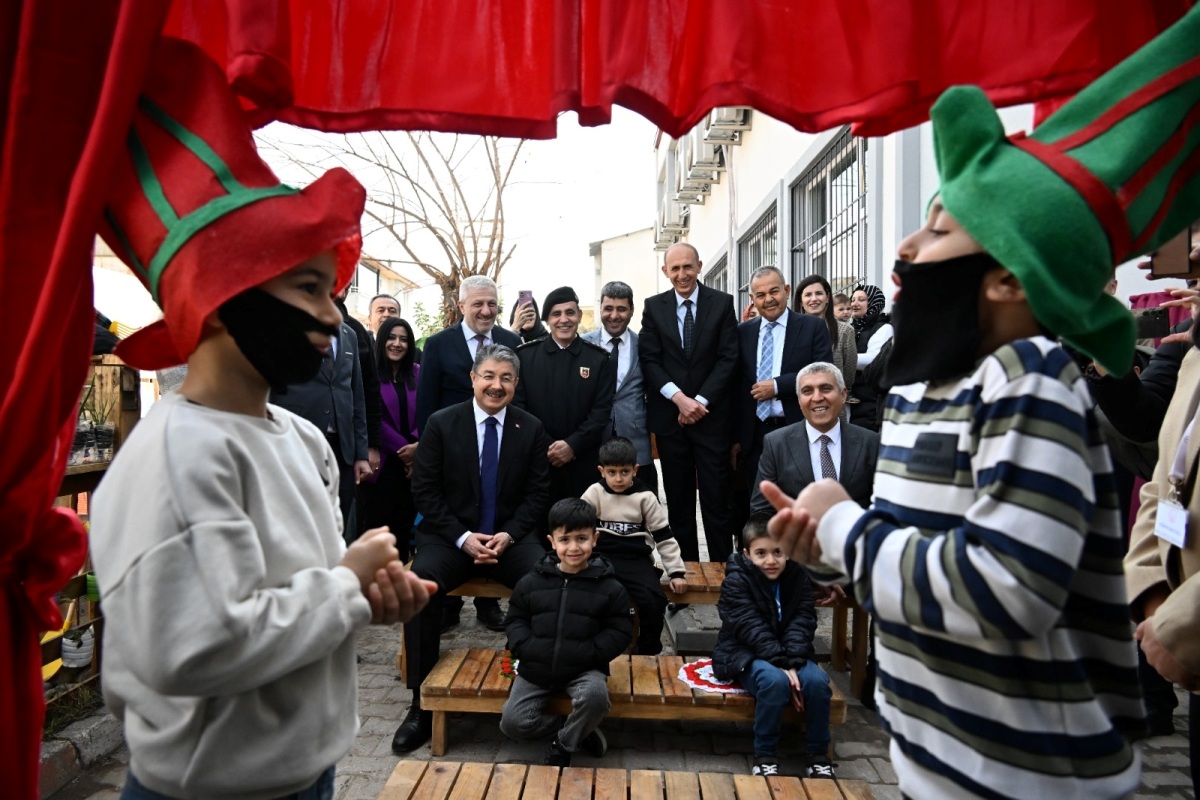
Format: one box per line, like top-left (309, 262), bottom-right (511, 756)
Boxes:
top-left (46, 605), bottom-right (1197, 800)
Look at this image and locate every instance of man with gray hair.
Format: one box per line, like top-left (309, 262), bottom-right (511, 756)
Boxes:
top-left (414, 274), bottom-right (522, 632)
top-left (583, 280), bottom-right (658, 494)
top-left (750, 362), bottom-right (878, 515)
top-left (394, 344), bottom-right (552, 752)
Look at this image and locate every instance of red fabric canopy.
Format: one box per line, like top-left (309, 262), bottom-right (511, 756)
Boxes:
top-left (162, 0), bottom-right (1192, 138)
top-left (3, 1), bottom-right (1192, 794)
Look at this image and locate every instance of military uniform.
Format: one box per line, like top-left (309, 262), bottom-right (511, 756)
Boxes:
top-left (515, 335), bottom-right (616, 514)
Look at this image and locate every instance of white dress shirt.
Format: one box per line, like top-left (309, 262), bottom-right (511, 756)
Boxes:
top-left (604, 328), bottom-right (632, 386)
top-left (661, 290), bottom-right (708, 406)
top-left (805, 419), bottom-right (842, 481)
top-left (461, 321), bottom-right (492, 359)
top-left (758, 313), bottom-right (788, 419)
top-left (455, 400), bottom-right (508, 549)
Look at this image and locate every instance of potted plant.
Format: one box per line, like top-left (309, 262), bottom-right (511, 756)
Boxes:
top-left (80, 385), bottom-right (117, 462)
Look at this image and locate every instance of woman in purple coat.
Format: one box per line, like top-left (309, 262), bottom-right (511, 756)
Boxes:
top-left (362, 316), bottom-right (420, 561)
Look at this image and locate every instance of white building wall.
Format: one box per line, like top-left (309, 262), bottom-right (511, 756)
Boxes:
top-left (591, 227), bottom-right (661, 332)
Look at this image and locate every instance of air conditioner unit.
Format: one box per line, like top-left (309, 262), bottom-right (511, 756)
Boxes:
top-left (674, 188), bottom-right (707, 205)
top-left (661, 201), bottom-right (689, 234)
top-left (690, 128), bottom-right (725, 171)
top-left (654, 228), bottom-right (679, 251)
top-left (704, 107), bottom-right (752, 144)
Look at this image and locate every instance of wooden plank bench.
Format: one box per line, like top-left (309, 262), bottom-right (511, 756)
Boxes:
top-left (377, 759), bottom-right (875, 799)
top-left (421, 648), bottom-right (846, 758)
top-left (398, 561), bottom-right (871, 700)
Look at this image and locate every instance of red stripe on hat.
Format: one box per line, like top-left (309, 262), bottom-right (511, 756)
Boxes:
top-left (1130, 145), bottom-right (1200, 253)
top-left (1011, 134), bottom-right (1133, 261)
top-left (1055, 57), bottom-right (1200, 152)
top-left (1117, 103), bottom-right (1200, 211)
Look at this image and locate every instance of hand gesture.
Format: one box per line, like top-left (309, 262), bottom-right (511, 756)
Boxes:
top-left (749, 379), bottom-right (776, 402)
top-left (462, 532), bottom-right (500, 564)
top-left (1136, 616), bottom-right (1200, 692)
top-left (760, 481), bottom-right (821, 565)
top-left (366, 561), bottom-right (438, 624)
top-left (813, 583), bottom-right (846, 607)
top-left (668, 577), bottom-right (689, 595)
top-left (353, 459), bottom-right (373, 484)
top-left (340, 527), bottom-right (399, 590)
top-left (547, 440), bottom-right (575, 467)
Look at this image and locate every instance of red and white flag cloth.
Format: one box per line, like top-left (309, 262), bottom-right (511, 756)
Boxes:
top-left (677, 658), bottom-right (747, 695)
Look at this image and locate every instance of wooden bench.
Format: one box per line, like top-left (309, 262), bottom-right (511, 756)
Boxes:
top-left (421, 648), bottom-right (846, 757)
top-left (378, 759), bottom-right (875, 799)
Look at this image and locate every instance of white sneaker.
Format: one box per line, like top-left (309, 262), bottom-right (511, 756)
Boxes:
top-left (806, 759), bottom-right (836, 779)
top-left (751, 760), bottom-right (779, 777)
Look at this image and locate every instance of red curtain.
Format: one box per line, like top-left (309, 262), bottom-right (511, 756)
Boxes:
top-left (162, 0), bottom-right (1192, 139)
top-left (0, 2), bottom-right (168, 795)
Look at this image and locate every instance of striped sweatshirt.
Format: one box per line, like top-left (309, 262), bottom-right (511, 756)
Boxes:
top-left (816, 337), bottom-right (1144, 800)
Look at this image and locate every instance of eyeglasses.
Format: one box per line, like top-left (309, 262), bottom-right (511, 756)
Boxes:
top-left (475, 373), bottom-right (516, 385)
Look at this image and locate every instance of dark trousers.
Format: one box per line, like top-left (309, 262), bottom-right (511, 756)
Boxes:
top-left (637, 461), bottom-right (660, 498)
top-left (1191, 693), bottom-right (1199, 796)
top-left (405, 539), bottom-right (544, 692)
top-left (732, 417), bottom-right (788, 536)
top-left (325, 432), bottom-right (356, 541)
top-left (547, 458), bottom-right (602, 529)
top-left (657, 427), bottom-right (733, 563)
top-left (360, 458), bottom-right (415, 562)
top-left (606, 556), bottom-right (666, 655)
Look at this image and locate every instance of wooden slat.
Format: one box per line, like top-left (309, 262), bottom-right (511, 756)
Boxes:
top-left (413, 761), bottom-right (461, 800)
top-left (631, 655), bottom-right (663, 703)
top-left (480, 653), bottom-right (513, 698)
top-left (765, 776), bottom-right (808, 800)
top-left (607, 655), bottom-right (633, 704)
top-left (423, 649), bottom-right (469, 696)
top-left (837, 779), bottom-right (874, 800)
top-left (697, 772), bottom-right (737, 800)
top-left (448, 648), bottom-right (494, 697)
top-left (487, 764), bottom-right (528, 800)
top-left (724, 687), bottom-right (754, 707)
top-left (447, 762), bottom-right (493, 800)
top-left (658, 655), bottom-right (692, 705)
top-left (801, 778), bottom-right (844, 800)
top-left (732, 774), bottom-right (772, 800)
top-left (700, 561), bottom-right (725, 591)
top-left (829, 680), bottom-right (847, 725)
top-left (377, 760), bottom-right (428, 800)
top-left (663, 769), bottom-right (700, 799)
top-left (593, 767), bottom-right (628, 800)
top-left (522, 765), bottom-right (561, 799)
top-left (557, 767), bottom-right (594, 800)
top-left (684, 561), bottom-right (706, 589)
top-left (629, 769), bottom-right (664, 800)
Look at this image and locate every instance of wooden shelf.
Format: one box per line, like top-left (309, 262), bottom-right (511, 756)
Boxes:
top-left (59, 462), bottom-right (109, 497)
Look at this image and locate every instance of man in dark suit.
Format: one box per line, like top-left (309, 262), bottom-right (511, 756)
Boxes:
top-left (734, 266), bottom-right (833, 533)
top-left (638, 242), bottom-right (739, 562)
top-left (583, 280), bottom-right (658, 495)
top-left (414, 274), bottom-right (520, 630)
top-left (750, 361), bottom-right (879, 516)
top-left (270, 320), bottom-right (369, 538)
top-left (393, 344), bottom-right (551, 753)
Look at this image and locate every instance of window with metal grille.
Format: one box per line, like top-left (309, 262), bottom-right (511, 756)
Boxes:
top-left (736, 206), bottom-right (777, 312)
top-left (790, 128), bottom-right (868, 297)
top-left (704, 254), bottom-right (729, 296)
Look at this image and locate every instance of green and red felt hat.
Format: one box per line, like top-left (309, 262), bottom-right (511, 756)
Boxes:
top-left (100, 37), bottom-right (366, 371)
top-left (930, 4), bottom-right (1200, 376)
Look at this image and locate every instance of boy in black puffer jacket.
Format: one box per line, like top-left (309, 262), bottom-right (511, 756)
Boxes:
top-left (713, 515), bottom-right (834, 780)
top-left (501, 498), bottom-right (633, 766)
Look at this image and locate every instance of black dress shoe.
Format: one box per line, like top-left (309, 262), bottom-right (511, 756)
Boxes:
top-left (666, 602), bottom-right (689, 614)
top-left (476, 602), bottom-right (507, 632)
top-left (440, 607), bottom-right (461, 634)
top-left (391, 706), bottom-right (432, 753)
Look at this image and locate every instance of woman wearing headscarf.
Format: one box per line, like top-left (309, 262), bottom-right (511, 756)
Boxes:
top-left (848, 283), bottom-right (892, 431)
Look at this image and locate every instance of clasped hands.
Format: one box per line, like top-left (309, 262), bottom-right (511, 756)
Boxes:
top-left (759, 478), bottom-right (852, 566)
top-left (672, 392), bottom-right (707, 426)
top-left (463, 531), bottom-right (514, 565)
top-left (340, 527), bottom-right (437, 625)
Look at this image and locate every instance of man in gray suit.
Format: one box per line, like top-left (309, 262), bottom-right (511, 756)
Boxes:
top-left (271, 320), bottom-right (370, 538)
top-left (750, 362), bottom-right (878, 515)
top-left (583, 281), bottom-right (658, 495)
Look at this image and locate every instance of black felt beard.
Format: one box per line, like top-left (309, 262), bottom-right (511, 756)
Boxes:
top-left (218, 288), bottom-right (339, 394)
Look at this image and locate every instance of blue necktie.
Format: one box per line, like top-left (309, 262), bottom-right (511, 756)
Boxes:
top-left (479, 417), bottom-right (499, 535)
top-left (756, 321), bottom-right (777, 421)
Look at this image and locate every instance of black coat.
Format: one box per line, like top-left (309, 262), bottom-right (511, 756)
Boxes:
top-left (712, 553), bottom-right (817, 682)
top-left (513, 335), bottom-right (616, 462)
top-left (505, 553), bottom-right (633, 690)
